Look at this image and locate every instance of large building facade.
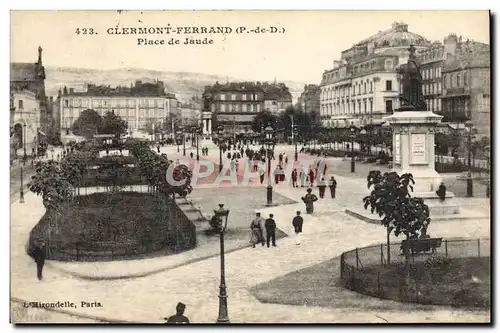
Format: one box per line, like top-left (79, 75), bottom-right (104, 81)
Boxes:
top-left (10, 46), bottom-right (48, 153)
top-left (58, 80), bottom-right (177, 133)
top-left (202, 81), bottom-right (292, 133)
top-left (320, 22), bottom-right (431, 128)
top-left (297, 84), bottom-right (321, 114)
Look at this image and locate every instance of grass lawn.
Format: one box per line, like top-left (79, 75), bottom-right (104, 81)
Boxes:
top-left (189, 187), bottom-right (296, 247)
top-left (251, 256), bottom-right (490, 311)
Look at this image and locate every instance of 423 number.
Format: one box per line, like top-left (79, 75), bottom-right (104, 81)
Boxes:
top-left (75, 28), bottom-right (97, 35)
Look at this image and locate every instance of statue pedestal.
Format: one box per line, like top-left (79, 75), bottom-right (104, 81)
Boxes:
top-left (383, 110), bottom-right (460, 217)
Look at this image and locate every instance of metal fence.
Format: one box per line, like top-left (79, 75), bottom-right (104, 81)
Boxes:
top-left (340, 238), bottom-right (490, 306)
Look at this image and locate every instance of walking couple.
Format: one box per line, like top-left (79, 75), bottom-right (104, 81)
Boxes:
top-left (249, 212), bottom-right (277, 248)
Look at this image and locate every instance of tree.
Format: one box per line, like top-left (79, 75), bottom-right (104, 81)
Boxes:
top-left (251, 110), bottom-right (277, 133)
top-left (363, 171), bottom-right (431, 281)
top-left (60, 151), bottom-right (94, 194)
top-left (72, 109), bottom-right (103, 139)
top-left (275, 106), bottom-right (323, 141)
top-left (100, 111), bottom-right (128, 137)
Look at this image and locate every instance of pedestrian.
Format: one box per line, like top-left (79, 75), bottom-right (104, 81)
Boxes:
top-left (230, 159), bottom-right (236, 172)
top-left (317, 177), bottom-right (327, 199)
top-left (300, 167), bottom-right (307, 187)
top-left (302, 188), bottom-right (318, 214)
top-left (328, 176), bottom-right (337, 199)
top-left (285, 155), bottom-right (289, 164)
top-left (265, 214), bottom-right (277, 247)
top-left (308, 168), bottom-right (315, 187)
top-left (227, 151), bottom-right (231, 159)
top-left (291, 168), bottom-right (298, 187)
top-left (190, 152), bottom-right (194, 159)
top-left (249, 213), bottom-right (265, 247)
top-left (157, 145), bottom-right (160, 153)
top-left (274, 165), bottom-right (280, 185)
top-left (278, 153), bottom-right (283, 165)
top-left (259, 165), bottom-right (266, 184)
top-left (292, 211), bottom-right (303, 245)
top-left (30, 239), bottom-right (46, 280)
top-left (436, 182), bottom-right (447, 202)
top-left (165, 302), bottom-right (190, 324)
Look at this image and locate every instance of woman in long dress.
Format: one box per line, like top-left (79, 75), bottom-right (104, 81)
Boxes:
top-left (249, 219), bottom-right (264, 248)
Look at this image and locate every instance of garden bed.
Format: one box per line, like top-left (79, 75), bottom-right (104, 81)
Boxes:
top-left (350, 257), bottom-right (490, 308)
top-left (29, 192), bottom-right (196, 261)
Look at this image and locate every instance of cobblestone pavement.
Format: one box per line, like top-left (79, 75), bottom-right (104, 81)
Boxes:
top-left (10, 144), bottom-right (490, 323)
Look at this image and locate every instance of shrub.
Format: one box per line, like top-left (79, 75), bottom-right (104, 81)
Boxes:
top-left (424, 255), bottom-right (452, 270)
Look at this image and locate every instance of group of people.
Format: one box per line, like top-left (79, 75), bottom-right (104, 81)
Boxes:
top-left (249, 211), bottom-right (304, 247)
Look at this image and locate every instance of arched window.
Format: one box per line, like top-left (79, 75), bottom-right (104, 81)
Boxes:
top-left (457, 73), bottom-right (461, 87)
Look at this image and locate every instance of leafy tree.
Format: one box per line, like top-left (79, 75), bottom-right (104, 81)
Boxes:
top-left (275, 106), bottom-right (323, 141)
top-left (60, 151), bottom-right (94, 194)
top-left (100, 111), bottom-right (128, 138)
top-left (251, 110), bottom-right (277, 133)
top-left (72, 109), bottom-right (103, 139)
top-left (30, 160), bottom-right (74, 212)
top-left (363, 171), bottom-right (431, 279)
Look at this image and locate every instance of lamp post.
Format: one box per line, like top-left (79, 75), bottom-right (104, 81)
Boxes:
top-left (218, 126), bottom-right (224, 172)
top-left (214, 204), bottom-right (230, 324)
top-left (23, 123), bottom-right (27, 166)
top-left (265, 124), bottom-right (274, 206)
top-left (181, 127), bottom-right (186, 157)
top-left (260, 124), bottom-right (264, 150)
top-left (485, 145), bottom-right (490, 198)
top-left (51, 148), bottom-right (54, 161)
top-left (293, 125), bottom-right (298, 162)
top-left (350, 123), bottom-right (356, 173)
top-left (465, 121), bottom-right (474, 197)
top-left (192, 126), bottom-right (200, 161)
top-left (20, 166), bottom-right (25, 203)
top-left (176, 131), bottom-right (181, 153)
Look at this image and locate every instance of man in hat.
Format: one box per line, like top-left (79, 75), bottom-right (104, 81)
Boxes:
top-left (165, 302), bottom-right (190, 324)
top-left (31, 239), bottom-right (46, 280)
top-left (265, 214), bottom-right (277, 248)
top-left (292, 211), bottom-right (304, 245)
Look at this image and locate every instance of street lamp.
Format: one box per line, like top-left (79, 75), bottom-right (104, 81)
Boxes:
top-left (23, 123), bottom-right (27, 166)
top-left (176, 130), bottom-right (181, 153)
top-left (465, 121), bottom-right (475, 197)
top-left (260, 124), bottom-right (265, 150)
top-left (349, 123), bottom-right (357, 173)
top-left (265, 124), bottom-right (275, 206)
top-left (218, 126), bottom-right (224, 172)
top-left (20, 166), bottom-right (25, 203)
top-left (485, 145), bottom-right (490, 198)
top-left (180, 127), bottom-right (186, 157)
top-left (214, 203), bottom-right (230, 324)
top-left (191, 126), bottom-right (201, 161)
top-left (51, 148), bottom-right (55, 161)
top-left (293, 125), bottom-right (298, 162)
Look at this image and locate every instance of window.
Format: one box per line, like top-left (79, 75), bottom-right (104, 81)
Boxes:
top-left (256, 104), bottom-right (261, 112)
top-left (443, 75), bottom-right (447, 89)
top-left (364, 83), bottom-right (367, 94)
top-left (457, 73), bottom-right (461, 87)
top-left (242, 94), bottom-right (247, 101)
top-left (385, 60), bottom-right (394, 70)
top-left (247, 104), bottom-right (251, 112)
top-left (385, 80), bottom-right (392, 91)
top-left (370, 100), bottom-right (373, 112)
top-left (449, 74), bottom-right (453, 88)
top-left (18, 100), bottom-right (23, 109)
top-left (353, 102), bottom-right (356, 114)
top-left (370, 82), bottom-right (373, 93)
top-left (231, 94), bottom-right (236, 101)
top-left (358, 84), bottom-right (361, 94)
top-left (220, 104), bottom-right (226, 112)
top-left (65, 99), bottom-right (69, 107)
top-left (385, 100), bottom-right (393, 113)
top-left (220, 94), bottom-right (226, 101)
top-left (464, 72), bottom-right (468, 86)
top-left (363, 100), bottom-right (367, 113)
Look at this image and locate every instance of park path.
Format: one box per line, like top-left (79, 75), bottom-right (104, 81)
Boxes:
top-left (10, 144), bottom-right (490, 323)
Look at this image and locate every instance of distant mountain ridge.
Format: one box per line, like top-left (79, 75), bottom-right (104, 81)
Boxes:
top-left (44, 66), bottom-right (309, 103)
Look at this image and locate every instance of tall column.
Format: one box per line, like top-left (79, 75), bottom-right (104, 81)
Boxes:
top-left (208, 118), bottom-right (212, 134)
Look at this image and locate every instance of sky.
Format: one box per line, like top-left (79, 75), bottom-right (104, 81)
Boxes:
top-left (10, 10), bottom-right (490, 84)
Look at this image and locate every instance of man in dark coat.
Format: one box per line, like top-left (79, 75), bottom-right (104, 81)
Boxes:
top-left (31, 240), bottom-right (46, 280)
top-left (292, 211), bottom-right (303, 245)
top-left (265, 214), bottom-right (277, 248)
top-left (291, 168), bottom-right (298, 188)
top-left (302, 188), bottom-right (318, 214)
top-left (328, 176), bottom-right (337, 199)
top-left (165, 302), bottom-right (190, 324)
top-left (157, 145), bottom-right (161, 153)
top-left (308, 169), bottom-right (315, 187)
top-left (317, 177), bottom-right (327, 198)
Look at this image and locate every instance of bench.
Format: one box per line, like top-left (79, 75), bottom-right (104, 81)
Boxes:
top-left (401, 237), bottom-right (443, 256)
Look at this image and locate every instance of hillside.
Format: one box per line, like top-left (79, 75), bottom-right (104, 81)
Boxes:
top-left (44, 67), bottom-right (308, 103)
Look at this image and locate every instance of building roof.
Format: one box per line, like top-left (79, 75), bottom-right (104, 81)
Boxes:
top-left (61, 81), bottom-right (174, 98)
top-left (10, 62), bottom-right (38, 81)
top-left (354, 22), bottom-right (430, 49)
top-left (203, 81), bottom-right (293, 101)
